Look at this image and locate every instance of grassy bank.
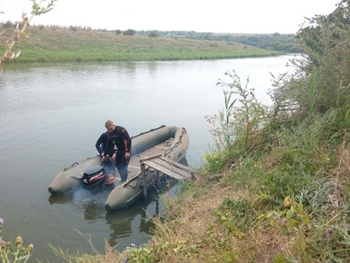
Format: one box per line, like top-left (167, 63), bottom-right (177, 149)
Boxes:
top-left (0, 26), bottom-right (282, 62)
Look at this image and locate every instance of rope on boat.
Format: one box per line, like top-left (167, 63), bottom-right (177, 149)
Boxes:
top-left (130, 125), bottom-right (166, 139)
top-left (163, 127), bottom-right (186, 157)
top-left (63, 162), bottom-right (79, 171)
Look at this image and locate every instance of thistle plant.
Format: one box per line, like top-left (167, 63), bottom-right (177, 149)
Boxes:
top-left (0, 0), bottom-right (58, 74)
top-left (205, 70), bottom-right (267, 153)
top-left (0, 218), bottom-right (34, 263)
top-left (202, 70), bottom-right (269, 173)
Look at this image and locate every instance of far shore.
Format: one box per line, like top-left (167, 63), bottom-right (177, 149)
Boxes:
top-left (0, 27), bottom-right (284, 63)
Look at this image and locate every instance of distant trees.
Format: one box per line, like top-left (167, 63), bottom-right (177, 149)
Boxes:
top-left (225, 33), bottom-right (300, 53)
top-left (2, 20), bottom-right (14, 28)
top-left (123, 29), bottom-right (136, 36)
top-left (148, 30), bottom-right (158, 37)
top-left (69, 25), bottom-right (78, 32)
top-left (136, 30), bottom-right (299, 53)
top-left (115, 29), bottom-right (136, 36)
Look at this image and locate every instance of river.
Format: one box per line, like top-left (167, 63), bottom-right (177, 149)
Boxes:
top-left (0, 55), bottom-right (295, 262)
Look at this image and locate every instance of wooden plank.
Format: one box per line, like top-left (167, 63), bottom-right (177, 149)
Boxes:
top-left (139, 153), bottom-right (162, 162)
top-left (158, 157), bottom-right (192, 172)
top-left (141, 160), bottom-right (188, 180)
top-left (142, 159), bottom-right (192, 180)
top-left (151, 158), bottom-right (193, 179)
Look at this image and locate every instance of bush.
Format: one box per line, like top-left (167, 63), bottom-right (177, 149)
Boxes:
top-left (148, 31), bottom-right (158, 37)
top-left (123, 29), bottom-right (136, 36)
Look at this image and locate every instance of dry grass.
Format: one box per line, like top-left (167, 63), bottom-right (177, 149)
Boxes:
top-left (140, 175), bottom-right (295, 262)
top-left (49, 235), bottom-right (124, 263)
top-left (75, 246), bottom-right (124, 263)
top-left (331, 142), bottom-right (350, 183)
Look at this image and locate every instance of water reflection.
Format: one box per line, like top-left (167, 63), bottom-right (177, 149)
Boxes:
top-left (47, 185), bottom-right (114, 207)
top-left (104, 181), bottom-right (171, 246)
top-left (83, 202), bottom-right (105, 221)
top-left (48, 177), bottom-right (178, 246)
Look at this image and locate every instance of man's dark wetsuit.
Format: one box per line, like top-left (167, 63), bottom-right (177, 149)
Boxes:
top-left (95, 131), bottom-right (115, 176)
top-left (103, 126), bottom-right (132, 182)
top-left (95, 132), bottom-right (107, 156)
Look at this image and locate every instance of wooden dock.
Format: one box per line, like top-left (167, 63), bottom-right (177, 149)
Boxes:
top-left (139, 155), bottom-right (195, 196)
top-left (141, 155), bottom-right (194, 180)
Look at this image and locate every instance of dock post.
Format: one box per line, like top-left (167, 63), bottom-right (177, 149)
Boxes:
top-left (156, 170), bottom-right (160, 188)
top-left (141, 163), bottom-right (147, 197)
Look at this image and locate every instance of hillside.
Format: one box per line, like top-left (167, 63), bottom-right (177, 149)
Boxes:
top-left (0, 26), bottom-right (282, 62)
top-left (138, 30), bottom-right (301, 53)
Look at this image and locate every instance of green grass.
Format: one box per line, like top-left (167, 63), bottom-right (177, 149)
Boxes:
top-left (0, 26), bottom-right (283, 62)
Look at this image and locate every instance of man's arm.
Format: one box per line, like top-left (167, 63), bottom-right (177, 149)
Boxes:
top-left (95, 134), bottom-right (104, 154)
top-left (122, 129), bottom-right (132, 153)
top-left (103, 134), bottom-right (114, 157)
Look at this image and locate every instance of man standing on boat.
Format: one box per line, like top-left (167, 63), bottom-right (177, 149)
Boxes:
top-left (101, 120), bottom-right (132, 182)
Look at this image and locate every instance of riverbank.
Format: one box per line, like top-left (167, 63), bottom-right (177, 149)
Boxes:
top-left (0, 26), bottom-right (283, 62)
top-left (62, 4), bottom-right (350, 261)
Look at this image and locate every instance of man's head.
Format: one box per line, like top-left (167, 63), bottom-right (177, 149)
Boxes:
top-left (105, 120), bottom-right (115, 132)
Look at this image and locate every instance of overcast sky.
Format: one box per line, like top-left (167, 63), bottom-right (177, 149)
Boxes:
top-left (0, 0), bottom-right (341, 34)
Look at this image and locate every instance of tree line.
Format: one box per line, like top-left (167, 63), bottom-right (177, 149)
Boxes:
top-left (136, 30), bottom-right (301, 53)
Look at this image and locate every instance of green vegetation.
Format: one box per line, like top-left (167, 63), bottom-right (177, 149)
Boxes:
top-left (0, 25), bottom-right (282, 63)
top-left (226, 33), bottom-right (300, 53)
top-left (138, 30), bottom-right (301, 53)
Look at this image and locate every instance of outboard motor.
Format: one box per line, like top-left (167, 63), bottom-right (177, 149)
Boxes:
top-left (82, 165), bottom-right (106, 190)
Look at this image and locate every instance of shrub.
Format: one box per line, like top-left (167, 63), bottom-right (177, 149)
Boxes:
top-left (123, 29), bottom-right (136, 36)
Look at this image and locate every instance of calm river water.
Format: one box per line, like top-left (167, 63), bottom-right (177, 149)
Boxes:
top-left (0, 55), bottom-right (295, 262)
